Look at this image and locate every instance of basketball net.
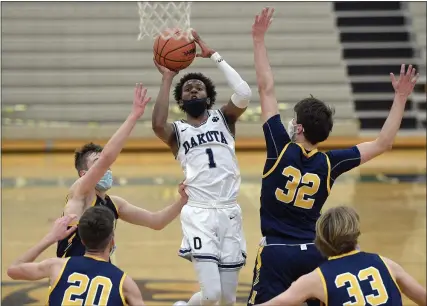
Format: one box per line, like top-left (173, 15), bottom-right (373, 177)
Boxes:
top-left (137, 1), bottom-right (193, 40)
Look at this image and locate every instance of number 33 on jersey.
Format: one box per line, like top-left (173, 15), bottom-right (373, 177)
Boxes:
top-left (173, 110), bottom-right (241, 202)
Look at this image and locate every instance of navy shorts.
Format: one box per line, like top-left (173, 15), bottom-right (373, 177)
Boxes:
top-left (247, 241), bottom-right (326, 306)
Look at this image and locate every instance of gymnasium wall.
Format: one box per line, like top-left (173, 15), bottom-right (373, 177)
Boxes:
top-left (1, 1), bottom-right (425, 152)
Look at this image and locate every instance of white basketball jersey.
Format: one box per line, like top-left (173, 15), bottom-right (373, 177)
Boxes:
top-left (173, 109), bottom-right (241, 203)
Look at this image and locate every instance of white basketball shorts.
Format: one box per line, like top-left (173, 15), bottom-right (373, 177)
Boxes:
top-left (178, 201), bottom-right (247, 271)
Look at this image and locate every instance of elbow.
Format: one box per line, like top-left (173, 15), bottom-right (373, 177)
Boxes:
top-left (375, 139), bottom-right (393, 152)
top-left (148, 213), bottom-right (165, 231)
top-left (236, 81), bottom-right (252, 101)
top-left (150, 222), bottom-right (165, 231)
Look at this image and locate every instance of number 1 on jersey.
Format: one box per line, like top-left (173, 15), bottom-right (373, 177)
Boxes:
top-left (205, 148), bottom-right (216, 168)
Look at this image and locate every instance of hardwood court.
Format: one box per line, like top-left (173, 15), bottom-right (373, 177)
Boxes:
top-left (2, 150), bottom-right (426, 305)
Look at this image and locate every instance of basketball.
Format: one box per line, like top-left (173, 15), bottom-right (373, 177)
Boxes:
top-left (153, 29), bottom-right (196, 71)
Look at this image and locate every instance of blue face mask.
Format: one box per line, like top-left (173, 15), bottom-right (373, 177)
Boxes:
top-left (96, 170), bottom-right (113, 191)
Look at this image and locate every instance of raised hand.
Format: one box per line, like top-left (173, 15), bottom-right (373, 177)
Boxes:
top-left (47, 215), bottom-right (78, 243)
top-left (191, 29), bottom-right (215, 58)
top-left (252, 7), bottom-right (274, 40)
top-left (153, 58), bottom-right (178, 78)
top-left (132, 83), bottom-right (152, 117)
top-left (390, 64), bottom-right (419, 98)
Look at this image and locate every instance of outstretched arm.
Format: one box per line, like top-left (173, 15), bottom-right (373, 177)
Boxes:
top-left (152, 61), bottom-right (179, 153)
top-left (64, 83), bottom-right (152, 217)
top-left (255, 270), bottom-right (324, 306)
top-left (252, 8), bottom-right (278, 123)
top-left (7, 215), bottom-right (76, 280)
top-left (356, 64), bottom-right (419, 165)
top-left (325, 65), bottom-right (420, 182)
top-left (382, 257), bottom-right (426, 306)
top-left (192, 30), bottom-right (252, 134)
top-left (251, 8), bottom-right (290, 162)
top-left (110, 183), bottom-right (188, 230)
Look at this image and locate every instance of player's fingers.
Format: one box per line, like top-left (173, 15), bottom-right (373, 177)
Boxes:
top-left (263, 8), bottom-right (270, 22)
top-left (135, 83), bottom-right (141, 98)
top-left (142, 97), bottom-right (151, 106)
top-left (66, 226), bottom-right (77, 235)
top-left (400, 64), bottom-right (405, 78)
top-left (140, 87), bottom-right (147, 100)
top-left (405, 64), bottom-right (412, 78)
top-left (412, 73), bottom-right (420, 84)
top-left (267, 7), bottom-right (275, 20)
top-left (410, 67), bottom-right (416, 79)
top-left (390, 73), bottom-right (396, 85)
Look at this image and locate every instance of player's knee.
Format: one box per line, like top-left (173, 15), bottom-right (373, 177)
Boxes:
top-left (201, 283), bottom-right (222, 305)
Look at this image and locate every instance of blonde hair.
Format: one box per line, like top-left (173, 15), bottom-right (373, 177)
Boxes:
top-left (315, 206), bottom-right (361, 257)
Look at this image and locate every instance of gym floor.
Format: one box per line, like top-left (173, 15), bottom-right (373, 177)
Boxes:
top-left (2, 150), bottom-right (426, 305)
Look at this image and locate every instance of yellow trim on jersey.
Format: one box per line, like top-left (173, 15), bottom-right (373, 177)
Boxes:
top-left (316, 267), bottom-right (328, 306)
top-left (108, 195), bottom-right (120, 218)
top-left (262, 143), bottom-right (290, 179)
top-left (61, 233), bottom-right (77, 258)
top-left (84, 254), bottom-right (108, 262)
top-left (90, 195), bottom-right (97, 206)
top-left (328, 250), bottom-right (360, 260)
top-left (48, 257), bottom-right (71, 298)
top-left (295, 143), bottom-right (318, 158)
top-left (323, 153), bottom-right (331, 194)
top-left (379, 255), bottom-right (402, 295)
top-left (119, 273), bottom-right (128, 306)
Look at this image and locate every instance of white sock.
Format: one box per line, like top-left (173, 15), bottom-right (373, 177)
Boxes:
top-left (220, 270), bottom-right (240, 306)
top-left (187, 292), bottom-right (202, 306)
top-left (188, 261), bottom-right (222, 306)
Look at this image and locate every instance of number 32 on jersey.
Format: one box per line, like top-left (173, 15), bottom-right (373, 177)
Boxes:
top-left (275, 166), bottom-right (320, 209)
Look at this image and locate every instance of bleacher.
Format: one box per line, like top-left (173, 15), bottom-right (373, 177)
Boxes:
top-left (333, 1), bottom-right (426, 134)
top-left (1, 2), bottom-right (359, 151)
top-left (407, 2), bottom-right (426, 129)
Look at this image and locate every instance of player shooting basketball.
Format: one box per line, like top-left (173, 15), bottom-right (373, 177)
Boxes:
top-left (58, 83), bottom-right (188, 260)
top-left (152, 29), bottom-right (252, 306)
top-left (247, 7), bottom-right (420, 306)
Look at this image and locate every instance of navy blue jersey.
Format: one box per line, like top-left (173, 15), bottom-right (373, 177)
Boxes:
top-left (48, 255), bottom-right (127, 306)
top-left (57, 194), bottom-right (119, 258)
top-left (261, 114), bottom-right (361, 242)
top-left (317, 251), bottom-right (402, 306)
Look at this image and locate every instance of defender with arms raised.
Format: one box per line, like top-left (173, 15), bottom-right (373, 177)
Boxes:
top-left (248, 7), bottom-right (420, 306)
top-left (58, 83), bottom-right (188, 260)
top-left (255, 206), bottom-right (426, 306)
top-left (152, 29), bottom-right (252, 306)
top-left (7, 207), bottom-right (145, 306)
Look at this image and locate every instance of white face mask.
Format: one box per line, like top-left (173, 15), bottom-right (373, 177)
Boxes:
top-left (287, 119), bottom-right (297, 142)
